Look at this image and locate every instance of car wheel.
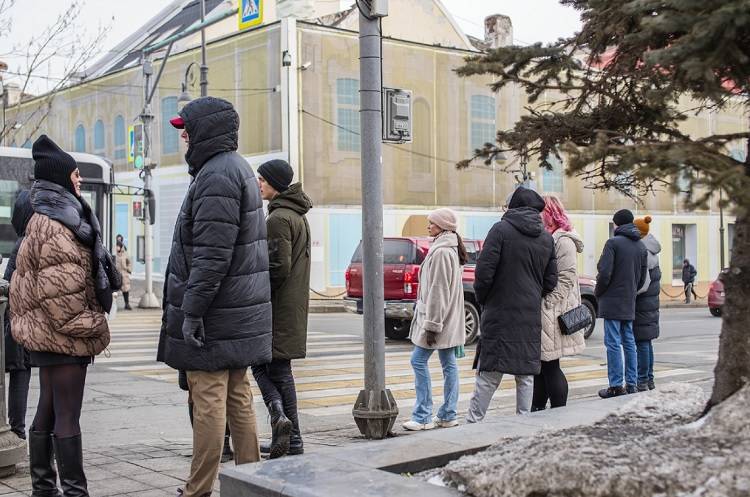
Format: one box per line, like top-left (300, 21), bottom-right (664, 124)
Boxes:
top-left (464, 301), bottom-right (480, 345)
top-left (385, 318), bottom-right (411, 340)
top-left (710, 307), bottom-right (722, 317)
top-left (581, 298), bottom-right (597, 339)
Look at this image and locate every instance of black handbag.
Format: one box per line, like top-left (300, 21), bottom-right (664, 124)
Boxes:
top-left (558, 305), bottom-right (592, 335)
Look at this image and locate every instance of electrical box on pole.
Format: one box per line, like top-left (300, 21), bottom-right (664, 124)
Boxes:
top-left (360, 0), bottom-right (388, 17)
top-left (382, 88), bottom-right (412, 143)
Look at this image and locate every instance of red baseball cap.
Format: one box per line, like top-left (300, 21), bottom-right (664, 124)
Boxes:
top-left (170, 116), bottom-right (185, 129)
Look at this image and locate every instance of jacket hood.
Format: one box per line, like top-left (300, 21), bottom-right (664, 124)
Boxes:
top-left (508, 187), bottom-right (545, 212)
top-left (503, 207), bottom-right (544, 237)
top-left (642, 233), bottom-right (661, 255)
top-left (614, 223), bottom-right (643, 241)
top-left (554, 229), bottom-right (584, 253)
top-left (11, 190), bottom-right (34, 237)
top-left (180, 97), bottom-right (239, 176)
top-left (268, 183), bottom-right (313, 215)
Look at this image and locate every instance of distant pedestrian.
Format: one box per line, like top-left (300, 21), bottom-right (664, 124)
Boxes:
top-left (4, 190), bottom-right (33, 440)
top-left (682, 259), bottom-right (698, 303)
top-left (532, 195), bottom-right (585, 411)
top-left (403, 208), bottom-right (467, 431)
top-left (157, 97), bottom-right (271, 497)
top-left (252, 159), bottom-right (313, 458)
top-left (115, 234), bottom-right (133, 310)
top-left (595, 209), bottom-right (648, 398)
top-left (634, 216), bottom-right (661, 392)
top-left (11, 135), bottom-right (121, 497)
top-left (467, 187), bottom-right (558, 422)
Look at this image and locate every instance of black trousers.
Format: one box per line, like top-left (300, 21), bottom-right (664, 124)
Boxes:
top-left (532, 359), bottom-right (569, 410)
top-left (8, 368), bottom-right (31, 438)
top-left (251, 359), bottom-right (300, 435)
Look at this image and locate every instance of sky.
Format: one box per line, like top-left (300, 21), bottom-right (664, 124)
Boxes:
top-left (0, 0), bottom-right (582, 94)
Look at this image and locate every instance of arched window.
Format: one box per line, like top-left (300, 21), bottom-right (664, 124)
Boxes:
top-left (94, 119), bottom-right (105, 153)
top-left (74, 125), bottom-right (86, 152)
top-left (161, 97), bottom-right (179, 154)
top-left (114, 115), bottom-right (126, 160)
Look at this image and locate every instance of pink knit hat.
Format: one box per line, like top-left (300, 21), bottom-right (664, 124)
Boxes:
top-left (428, 208), bottom-right (458, 232)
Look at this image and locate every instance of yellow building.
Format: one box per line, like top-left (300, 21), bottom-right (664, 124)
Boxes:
top-left (5, 0), bottom-right (741, 294)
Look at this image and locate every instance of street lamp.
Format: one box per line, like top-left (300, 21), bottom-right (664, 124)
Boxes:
top-left (179, 61), bottom-right (200, 104)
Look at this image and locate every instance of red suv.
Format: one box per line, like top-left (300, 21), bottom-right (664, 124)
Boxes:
top-left (708, 269), bottom-right (727, 317)
top-left (344, 237), bottom-right (598, 343)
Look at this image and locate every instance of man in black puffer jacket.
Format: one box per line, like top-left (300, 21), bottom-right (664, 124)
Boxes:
top-left (595, 209), bottom-right (648, 399)
top-left (157, 96), bottom-right (271, 497)
top-left (466, 187), bottom-right (558, 422)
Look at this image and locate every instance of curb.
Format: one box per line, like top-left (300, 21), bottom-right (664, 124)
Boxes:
top-left (309, 300), bottom-right (348, 314)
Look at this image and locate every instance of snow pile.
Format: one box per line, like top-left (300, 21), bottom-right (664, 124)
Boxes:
top-left (439, 383), bottom-right (750, 497)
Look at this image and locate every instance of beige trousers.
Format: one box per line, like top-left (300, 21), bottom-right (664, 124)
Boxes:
top-left (183, 369), bottom-right (260, 497)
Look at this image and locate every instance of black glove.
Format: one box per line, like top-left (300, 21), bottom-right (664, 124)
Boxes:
top-left (181, 314), bottom-right (205, 348)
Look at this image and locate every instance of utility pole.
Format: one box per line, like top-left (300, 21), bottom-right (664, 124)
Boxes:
top-left (139, 53), bottom-right (160, 308)
top-left (351, 0), bottom-right (398, 440)
top-left (719, 189), bottom-right (725, 269)
top-left (199, 0), bottom-right (208, 97)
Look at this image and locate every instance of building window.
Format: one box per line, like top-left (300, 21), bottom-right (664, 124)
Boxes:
top-left (94, 119), bottom-right (105, 153)
top-left (114, 115), bottom-right (126, 160)
top-left (470, 95), bottom-right (496, 152)
top-left (74, 125), bottom-right (86, 152)
top-left (161, 97), bottom-right (178, 155)
top-left (542, 153), bottom-right (564, 192)
top-left (21, 139), bottom-right (31, 149)
top-left (336, 78), bottom-right (360, 152)
top-left (672, 224), bottom-right (698, 283)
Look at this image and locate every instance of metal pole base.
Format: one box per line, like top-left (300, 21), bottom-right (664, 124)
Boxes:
top-left (352, 388), bottom-right (399, 440)
top-left (0, 425), bottom-right (26, 478)
top-left (138, 292), bottom-right (160, 309)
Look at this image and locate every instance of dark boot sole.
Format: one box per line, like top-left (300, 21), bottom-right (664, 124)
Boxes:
top-left (269, 419), bottom-right (292, 459)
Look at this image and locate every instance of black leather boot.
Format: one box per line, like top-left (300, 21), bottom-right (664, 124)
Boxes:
top-left (29, 430), bottom-right (62, 497)
top-left (268, 400), bottom-right (291, 459)
top-left (52, 435), bottom-right (88, 497)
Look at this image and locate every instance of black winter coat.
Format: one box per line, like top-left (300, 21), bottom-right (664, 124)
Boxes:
top-left (157, 96), bottom-right (272, 371)
top-left (4, 190), bottom-right (33, 372)
top-left (634, 234), bottom-right (662, 342)
top-left (473, 188), bottom-right (558, 376)
top-left (595, 224), bottom-right (648, 321)
top-left (681, 263), bottom-right (697, 284)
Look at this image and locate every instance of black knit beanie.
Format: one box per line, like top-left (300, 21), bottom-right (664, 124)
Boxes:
top-left (32, 135), bottom-right (77, 194)
top-left (257, 159), bottom-right (294, 193)
top-left (613, 209), bottom-right (634, 226)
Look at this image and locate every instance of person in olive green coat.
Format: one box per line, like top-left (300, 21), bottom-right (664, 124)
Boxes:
top-left (251, 159), bottom-right (312, 459)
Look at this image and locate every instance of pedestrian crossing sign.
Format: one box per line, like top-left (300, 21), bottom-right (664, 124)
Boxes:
top-left (239, 0), bottom-right (263, 30)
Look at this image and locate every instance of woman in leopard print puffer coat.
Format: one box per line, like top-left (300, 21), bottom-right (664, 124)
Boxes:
top-left (9, 135), bottom-right (120, 497)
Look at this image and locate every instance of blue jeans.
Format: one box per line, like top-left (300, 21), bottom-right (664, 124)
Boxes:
top-left (636, 340), bottom-right (654, 384)
top-left (410, 346), bottom-right (459, 424)
top-left (603, 320), bottom-right (637, 387)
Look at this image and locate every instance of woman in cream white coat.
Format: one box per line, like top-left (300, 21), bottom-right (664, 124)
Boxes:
top-left (532, 195), bottom-right (586, 410)
top-left (403, 208), bottom-right (467, 431)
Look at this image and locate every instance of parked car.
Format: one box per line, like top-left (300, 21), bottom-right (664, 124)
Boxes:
top-left (708, 269), bottom-right (728, 317)
top-left (344, 237), bottom-right (599, 343)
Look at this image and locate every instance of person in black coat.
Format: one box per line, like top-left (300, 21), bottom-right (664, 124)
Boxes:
top-left (4, 190), bottom-right (33, 440)
top-left (157, 96), bottom-right (271, 497)
top-left (466, 187), bottom-right (558, 422)
top-left (595, 209), bottom-right (648, 398)
top-left (682, 259), bottom-right (698, 303)
top-left (633, 216), bottom-right (661, 392)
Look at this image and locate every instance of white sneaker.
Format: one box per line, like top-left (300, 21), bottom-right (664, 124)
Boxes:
top-left (432, 416), bottom-right (459, 428)
top-left (402, 420), bottom-right (436, 431)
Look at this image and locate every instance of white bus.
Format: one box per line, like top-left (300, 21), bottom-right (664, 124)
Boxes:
top-left (0, 145), bottom-right (115, 271)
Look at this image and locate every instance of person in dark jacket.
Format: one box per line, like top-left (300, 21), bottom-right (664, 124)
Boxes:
top-left (466, 187), bottom-right (558, 422)
top-left (157, 96), bottom-right (271, 497)
top-left (595, 209), bottom-right (648, 398)
top-left (4, 190), bottom-right (33, 440)
top-left (252, 159), bottom-right (312, 459)
top-left (633, 216), bottom-right (661, 392)
top-left (682, 259), bottom-right (698, 303)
